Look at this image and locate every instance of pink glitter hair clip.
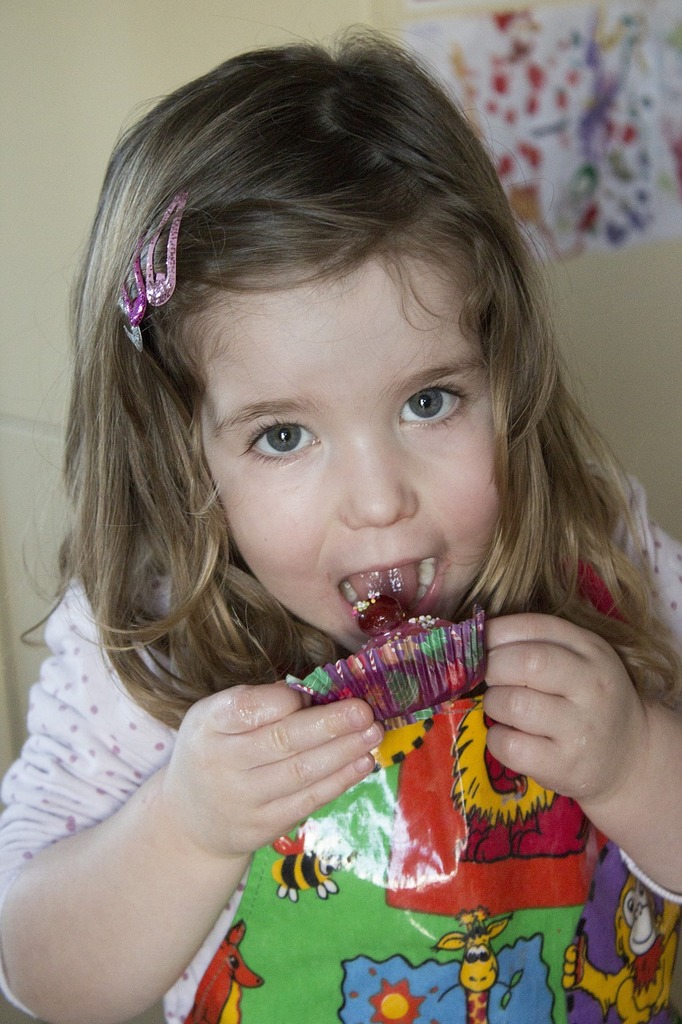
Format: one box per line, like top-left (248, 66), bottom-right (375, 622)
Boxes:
top-left (119, 191), bottom-right (189, 351)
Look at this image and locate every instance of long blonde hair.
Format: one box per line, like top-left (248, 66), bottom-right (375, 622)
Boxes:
top-left (60, 32), bottom-right (680, 726)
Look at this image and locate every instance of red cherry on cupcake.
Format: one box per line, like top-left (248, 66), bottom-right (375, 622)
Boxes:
top-left (354, 594), bottom-right (406, 636)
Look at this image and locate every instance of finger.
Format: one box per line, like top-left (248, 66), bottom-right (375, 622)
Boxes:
top-left (484, 683), bottom-right (568, 739)
top-left (232, 694), bottom-right (376, 770)
top-left (486, 613), bottom-right (594, 655)
top-left (485, 721), bottom-right (560, 787)
top-left (485, 639), bottom-right (586, 697)
top-left (260, 749), bottom-right (381, 833)
top-left (249, 719), bottom-right (383, 805)
top-left (200, 682), bottom-right (308, 735)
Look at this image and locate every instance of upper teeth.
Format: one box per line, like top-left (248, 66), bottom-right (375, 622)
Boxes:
top-left (340, 557), bottom-right (436, 606)
top-left (340, 579), bottom-right (359, 603)
top-left (417, 556), bottom-right (436, 600)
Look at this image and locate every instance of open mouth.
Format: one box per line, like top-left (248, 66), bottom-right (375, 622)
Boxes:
top-left (339, 557), bottom-right (436, 615)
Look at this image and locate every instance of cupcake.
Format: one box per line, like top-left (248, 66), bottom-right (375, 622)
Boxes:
top-left (288, 595), bottom-right (486, 726)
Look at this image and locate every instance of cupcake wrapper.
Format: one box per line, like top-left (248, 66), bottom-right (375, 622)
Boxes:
top-left (289, 606), bottom-right (485, 724)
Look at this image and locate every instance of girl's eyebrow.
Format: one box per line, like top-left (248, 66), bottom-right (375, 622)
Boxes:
top-left (210, 397), bottom-right (313, 438)
top-left (379, 355), bottom-right (486, 399)
top-left (210, 354), bottom-right (485, 437)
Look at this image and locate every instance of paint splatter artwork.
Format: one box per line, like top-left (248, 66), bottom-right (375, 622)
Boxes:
top-left (403, 1), bottom-right (682, 256)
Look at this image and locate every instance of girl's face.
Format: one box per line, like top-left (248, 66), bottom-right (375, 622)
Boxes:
top-left (199, 259), bottom-right (499, 653)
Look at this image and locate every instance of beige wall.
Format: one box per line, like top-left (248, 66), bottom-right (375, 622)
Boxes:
top-left (1, 2), bottom-right (680, 1022)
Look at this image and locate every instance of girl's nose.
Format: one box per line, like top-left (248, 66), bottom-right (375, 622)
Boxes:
top-left (337, 442), bottom-right (419, 531)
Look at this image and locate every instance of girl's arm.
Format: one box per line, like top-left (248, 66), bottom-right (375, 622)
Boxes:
top-left (1, 682), bottom-right (380, 1024)
top-left (1, 763), bottom-right (249, 1023)
top-left (484, 613), bottom-right (682, 895)
top-left (579, 698), bottom-right (682, 893)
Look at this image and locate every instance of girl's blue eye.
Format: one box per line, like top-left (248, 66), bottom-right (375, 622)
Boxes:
top-left (254, 423), bottom-right (314, 456)
top-left (402, 388), bottom-right (456, 421)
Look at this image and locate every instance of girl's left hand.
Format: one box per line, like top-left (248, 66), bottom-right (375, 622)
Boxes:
top-left (483, 614), bottom-right (648, 812)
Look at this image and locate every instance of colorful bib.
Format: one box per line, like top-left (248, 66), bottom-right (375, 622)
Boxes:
top-left (184, 696), bottom-right (680, 1024)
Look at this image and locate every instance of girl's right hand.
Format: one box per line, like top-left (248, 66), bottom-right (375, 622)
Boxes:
top-left (1, 683), bottom-right (380, 1021)
top-left (159, 682), bottom-right (382, 861)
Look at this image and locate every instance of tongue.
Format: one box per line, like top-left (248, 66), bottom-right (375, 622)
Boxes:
top-left (346, 564), bottom-right (420, 611)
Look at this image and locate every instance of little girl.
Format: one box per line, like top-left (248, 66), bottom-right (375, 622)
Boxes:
top-left (1, 31), bottom-right (681, 1024)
